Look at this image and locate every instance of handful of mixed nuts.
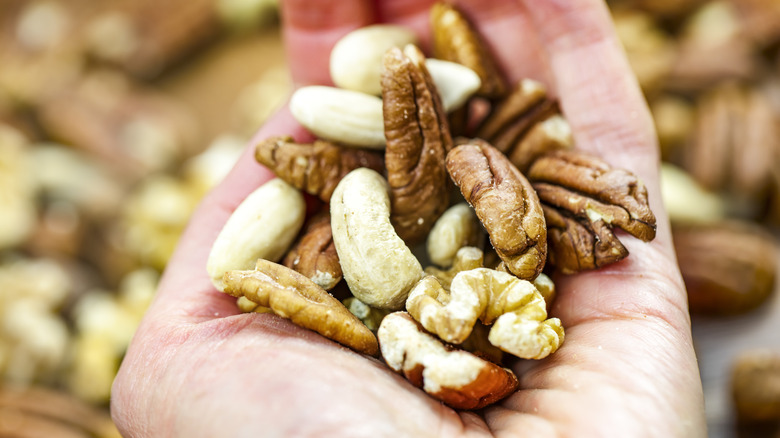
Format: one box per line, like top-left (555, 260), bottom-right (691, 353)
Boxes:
top-left (206, 3), bottom-right (657, 409)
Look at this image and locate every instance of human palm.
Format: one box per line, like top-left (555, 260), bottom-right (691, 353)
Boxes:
top-left (111, 0), bottom-right (706, 436)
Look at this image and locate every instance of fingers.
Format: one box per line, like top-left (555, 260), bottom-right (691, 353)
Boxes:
top-left (281, 0), bottom-right (376, 87)
top-left (378, 0), bottom-right (550, 86)
top-left (516, 0), bottom-right (658, 183)
top-left (149, 106), bottom-right (309, 321)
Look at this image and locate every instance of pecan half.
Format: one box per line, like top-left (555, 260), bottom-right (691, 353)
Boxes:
top-left (254, 135), bottom-right (385, 202)
top-left (446, 140), bottom-right (546, 281)
top-left (378, 312), bottom-right (519, 410)
top-left (527, 150), bottom-right (656, 273)
top-left (543, 204), bottom-right (628, 274)
top-left (223, 259), bottom-right (378, 356)
top-left (430, 2), bottom-right (507, 98)
top-left (673, 221), bottom-right (776, 315)
top-left (685, 83), bottom-right (776, 199)
top-left (732, 350), bottom-right (780, 423)
top-left (382, 45), bottom-right (451, 243)
top-left (283, 212), bottom-right (342, 291)
top-left (475, 80), bottom-right (571, 171)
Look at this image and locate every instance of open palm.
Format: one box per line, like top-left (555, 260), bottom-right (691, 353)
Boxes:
top-left (111, 0), bottom-right (706, 436)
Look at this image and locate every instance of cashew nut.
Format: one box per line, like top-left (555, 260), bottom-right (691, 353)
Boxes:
top-left (207, 179), bottom-right (305, 291)
top-left (330, 168), bottom-right (423, 309)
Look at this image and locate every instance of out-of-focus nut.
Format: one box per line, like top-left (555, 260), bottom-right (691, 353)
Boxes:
top-left (32, 144), bottom-right (125, 219)
top-left (660, 163), bottom-right (726, 224)
top-left (430, 2), bottom-right (507, 98)
top-left (378, 311), bottom-right (519, 410)
top-left (289, 86), bottom-right (385, 149)
top-left (382, 45), bottom-right (451, 243)
top-left (207, 179), bottom-right (305, 291)
top-left (330, 168), bottom-right (423, 309)
top-left (254, 135), bottom-right (385, 202)
top-left (650, 95), bottom-right (695, 160)
top-left (426, 203), bottom-right (481, 268)
top-left (0, 386), bottom-right (120, 438)
top-left (0, 124), bottom-right (35, 250)
top-left (343, 297), bottom-right (391, 332)
top-left (223, 259), bottom-right (378, 356)
top-left (673, 221), bottom-right (776, 315)
top-left (406, 268), bottom-right (564, 358)
top-left (684, 82), bottom-right (777, 200)
top-left (283, 213), bottom-right (342, 291)
top-left (667, 2), bottom-right (758, 92)
top-left (447, 141), bottom-right (547, 281)
top-left (731, 350), bottom-right (780, 422)
top-left (329, 24), bottom-right (418, 96)
top-left (612, 9), bottom-right (676, 94)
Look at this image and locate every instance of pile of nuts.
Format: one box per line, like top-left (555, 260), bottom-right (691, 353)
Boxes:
top-left (0, 0), bottom-right (286, 419)
top-left (208, 3), bottom-right (658, 409)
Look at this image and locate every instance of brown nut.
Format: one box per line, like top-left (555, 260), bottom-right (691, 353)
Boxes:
top-left (542, 204), bottom-right (628, 274)
top-left (731, 350), bottom-right (780, 422)
top-left (378, 312), bottom-right (519, 410)
top-left (254, 135), bottom-right (385, 203)
top-left (382, 45), bottom-right (451, 243)
top-left (684, 83), bottom-right (777, 201)
top-left (430, 2), bottom-right (507, 98)
top-left (527, 149), bottom-right (656, 273)
top-left (475, 79), bottom-right (570, 169)
top-left (446, 140), bottom-right (547, 281)
top-left (672, 221), bottom-right (776, 315)
top-left (283, 212), bottom-right (342, 291)
top-left (223, 259), bottom-right (378, 356)
top-left (406, 268), bottom-right (564, 359)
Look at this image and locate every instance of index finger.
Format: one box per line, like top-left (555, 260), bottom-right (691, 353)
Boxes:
top-left (282, 0), bottom-right (376, 87)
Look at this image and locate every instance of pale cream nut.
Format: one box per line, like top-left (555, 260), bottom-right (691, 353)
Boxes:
top-left (425, 58), bottom-right (481, 112)
top-left (207, 179), bottom-right (305, 291)
top-left (426, 203), bottom-right (481, 268)
top-left (330, 24), bottom-right (418, 95)
top-left (425, 246), bottom-right (484, 291)
top-left (330, 168), bottom-right (423, 309)
top-left (290, 86), bottom-right (386, 149)
top-left (660, 163), bottom-right (726, 224)
top-left (406, 268), bottom-right (564, 359)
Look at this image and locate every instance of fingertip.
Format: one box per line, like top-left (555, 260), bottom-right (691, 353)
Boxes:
top-left (281, 0), bottom-right (376, 86)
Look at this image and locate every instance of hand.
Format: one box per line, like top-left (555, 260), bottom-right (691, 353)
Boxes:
top-left (111, 0), bottom-right (706, 436)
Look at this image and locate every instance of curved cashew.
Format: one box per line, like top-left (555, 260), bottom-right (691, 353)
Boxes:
top-left (406, 268), bottom-right (564, 359)
top-left (426, 203), bottom-right (481, 268)
top-left (330, 168), bottom-right (423, 309)
top-left (207, 179), bottom-right (305, 291)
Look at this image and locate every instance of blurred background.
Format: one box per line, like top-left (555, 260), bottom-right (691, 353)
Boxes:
top-left (0, 0), bottom-right (778, 436)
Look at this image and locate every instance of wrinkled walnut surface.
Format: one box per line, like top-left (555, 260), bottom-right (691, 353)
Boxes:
top-left (223, 259), bottom-right (378, 356)
top-left (254, 135), bottom-right (384, 202)
top-left (407, 268), bottom-right (564, 359)
top-left (446, 141), bottom-right (546, 280)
